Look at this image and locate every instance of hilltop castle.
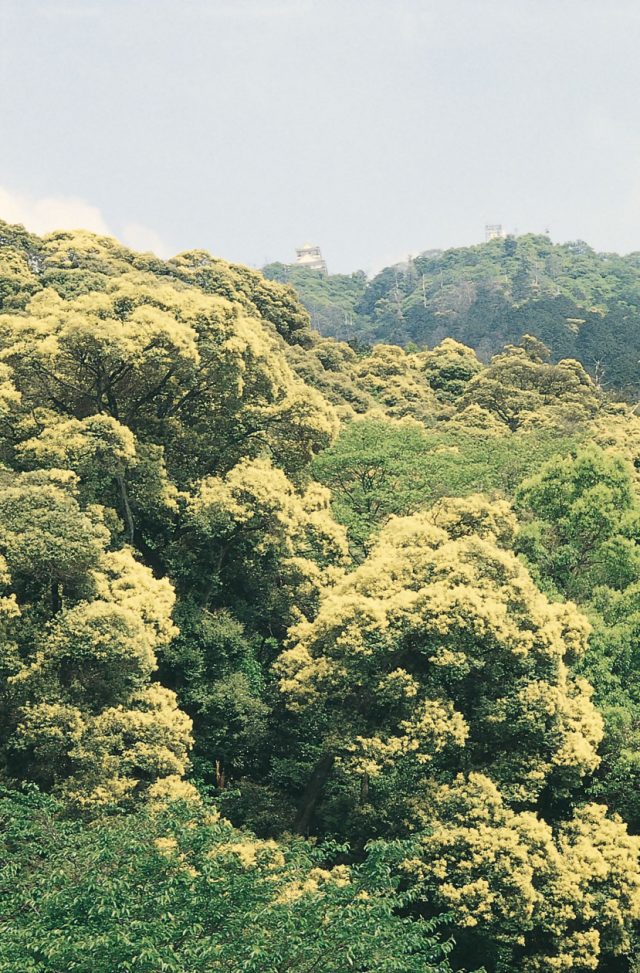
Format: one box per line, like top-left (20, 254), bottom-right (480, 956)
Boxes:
top-left (295, 242), bottom-right (327, 274)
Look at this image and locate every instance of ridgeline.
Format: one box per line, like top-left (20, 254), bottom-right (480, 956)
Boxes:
top-left (265, 233), bottom-right (640, 394)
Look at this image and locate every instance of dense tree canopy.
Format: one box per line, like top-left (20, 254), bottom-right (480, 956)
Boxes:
top-left (2, 222), bottom-right (640, 972)
top-left (0, 789), bottom-right (454, 973)
top-left (0, 468), bottom-right (192, 807)
top-left (276, 500), bottom-right (640, 971)
top-left (267, 234), bottom-right (640, 395)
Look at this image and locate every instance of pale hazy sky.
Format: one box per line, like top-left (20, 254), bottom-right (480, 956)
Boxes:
top-left (1, 0), bottom-right (639, 274)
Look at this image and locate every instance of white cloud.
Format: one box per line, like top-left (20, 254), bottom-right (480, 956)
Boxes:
top-left (0, 185), bottom-right (170, 257)
top-left (120, 222), bottom-right (169, 257)
top-left (0, 185), bottom-right (110, 235)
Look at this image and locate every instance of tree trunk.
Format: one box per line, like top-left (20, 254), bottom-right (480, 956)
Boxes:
top-left (294, 753), bottom-right (335, 835)
top-left (116, 473), bottom-right (135, 544)
top-left (51, 581), bottom-right (62, 614)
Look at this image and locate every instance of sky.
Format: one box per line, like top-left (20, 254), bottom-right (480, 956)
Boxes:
top-left (1, 0), bottom-right (640, 275)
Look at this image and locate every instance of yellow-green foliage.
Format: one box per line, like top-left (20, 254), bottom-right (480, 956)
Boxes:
top-left (0, 362), bottom-right (20, 418)
top-left (419, 338), bottom-right (483, 402)
top-left (0, 788), bottom-right (455, 973)
top-left (410, 774), bottom-right (640, 971)
top-left (2, 223), bottom-right (640, 971)
top-left (187, 458), bottom-right (348, 564)
top-left (92, 547), bottom-right (178, 649)
top-left (277, 498), bottom-right (600, 799)
top-left (18, 414), bottom-right (137, 478)
top-left (284, 337), bottom-right (377, 421)
top-left (40, 229), bottom-right (138, 277)
top-left (276, 499), bottom-right (640, 969)
top-left (426, 493), bottom-right (517, 545)
top-left (0, 471), bottom-right (193, 807)
top-left (0, 470), bottom-right (110, 588)
top-left (460, 339), bottom-right (601, 431)
top-left (0, 273), bottom-right (338, 478)
top-left (354, 344), bottom-right (439, 421)
top-left (181, 457), bottom-right (348, 627)
top-left (167, 249), bottom-right (312, 342)
top-left (445, 401), bottom-right (511, 434)
top-left (591, 404), bottom-right (640, 481)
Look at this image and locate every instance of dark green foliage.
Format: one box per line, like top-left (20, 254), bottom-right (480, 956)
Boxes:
top-left (263, 263), bottom-right (367, 338)
top-left (516, 447), bottom-right (640, 829)
top-left (273, 234), bottom-right (640, 392)
top-left (0, 788), bottom-right (454, 973)
top-left (516, 446), bottom-right (640, 601)
top-left (159, 605), bottom-right (270, 784)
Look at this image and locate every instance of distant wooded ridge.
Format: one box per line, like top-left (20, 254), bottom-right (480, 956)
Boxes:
top-left (264, 234), bottom-right (640, 394)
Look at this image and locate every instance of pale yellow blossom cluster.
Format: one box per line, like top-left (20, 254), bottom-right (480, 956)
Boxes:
top-left (408, 774), bottom-right (640, 972)
top-left (277, 501), bottom-right (599, 796)
top-left (275, 497), bottom-right (640, 969)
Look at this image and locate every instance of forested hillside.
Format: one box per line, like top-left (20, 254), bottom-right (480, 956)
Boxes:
top-left (265, 234), bottom-right (640, 394)
top-left (3, 221), bottom-right (640, 971)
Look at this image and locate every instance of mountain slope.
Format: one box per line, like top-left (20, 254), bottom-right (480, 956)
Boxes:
top-left (265, 234), bottom-right (640, 394)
